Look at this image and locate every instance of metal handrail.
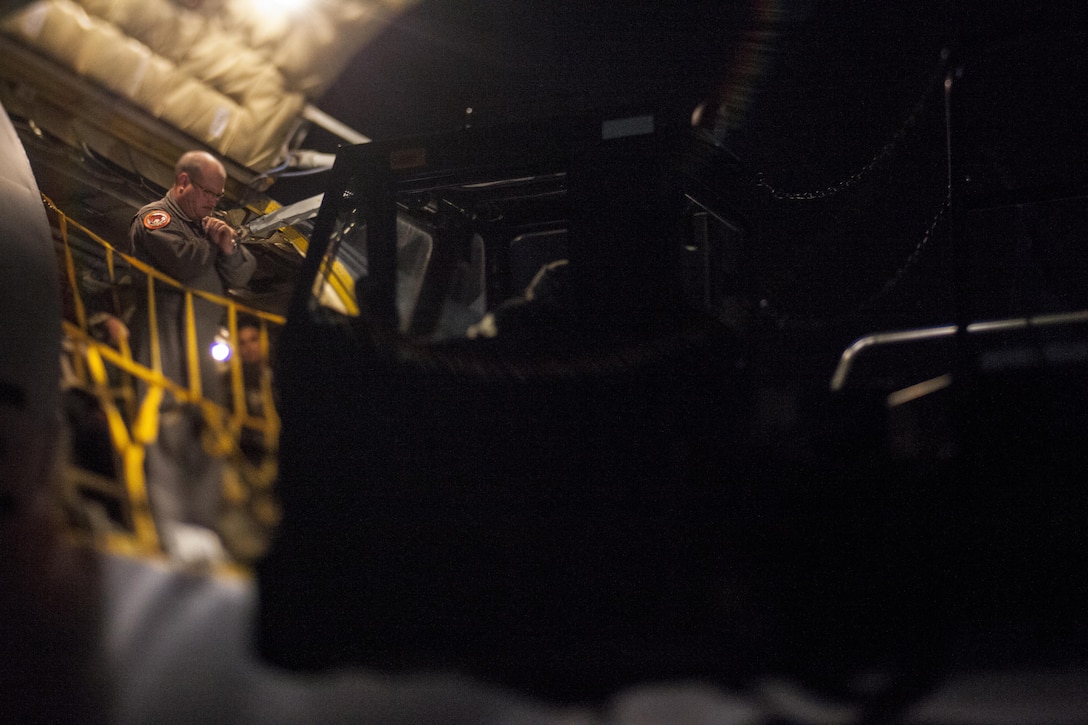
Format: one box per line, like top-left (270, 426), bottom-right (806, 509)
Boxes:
top-left (46, 195), bottom-right (284, 555)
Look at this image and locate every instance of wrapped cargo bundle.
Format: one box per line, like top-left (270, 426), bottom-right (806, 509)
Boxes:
top-left (1, 0), bottom-right (415, 171)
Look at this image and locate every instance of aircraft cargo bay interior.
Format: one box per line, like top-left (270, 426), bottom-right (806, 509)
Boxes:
top-left (3, 1), bottom-right (1088, 722)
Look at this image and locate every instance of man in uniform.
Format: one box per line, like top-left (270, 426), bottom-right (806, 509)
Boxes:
top-left (127, 150), bottom-right (257, 562)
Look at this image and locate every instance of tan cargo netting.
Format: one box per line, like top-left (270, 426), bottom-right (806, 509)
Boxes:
top-left (1, 0), bottom-right (417, 171)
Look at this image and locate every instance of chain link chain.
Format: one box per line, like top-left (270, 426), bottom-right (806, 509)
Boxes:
top-left (752, 64), bottom-right (945, 201)
top-left (858, 192), bottom-right (951, 311)
top-left (742, 55), bottom-right (953, 315)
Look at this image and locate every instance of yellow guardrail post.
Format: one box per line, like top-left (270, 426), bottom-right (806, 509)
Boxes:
top-left (183, 290), bottom-right (202, 399)
top-left (55, 204), bottom-right (87, 382)
top-left (84, 340), bottom-right (160, 552)
top-left (47, 195), bottom-right (286, 559)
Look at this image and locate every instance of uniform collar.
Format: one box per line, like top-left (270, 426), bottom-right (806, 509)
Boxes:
top-left (164, 192), bottom-right (200, 226)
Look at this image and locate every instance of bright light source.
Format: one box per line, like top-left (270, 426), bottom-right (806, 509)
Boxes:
top-left (254, 0), bottom-right (310, 15)
top-left (211, 340), bottom-right (232, 362)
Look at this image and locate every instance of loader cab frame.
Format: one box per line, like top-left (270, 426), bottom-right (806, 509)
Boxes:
top-left (258, 111), bottom-right (755, 696)
top-left (290, 110), bottom-right (751, 343)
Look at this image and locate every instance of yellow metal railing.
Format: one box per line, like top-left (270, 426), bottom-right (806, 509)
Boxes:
top-left (47, 195), bottom-right (285, 557)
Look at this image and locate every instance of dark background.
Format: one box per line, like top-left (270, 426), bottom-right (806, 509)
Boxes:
top-left (259, 5), bottom-right (1088, 692)
top-left (275, 1), bottom-right (1088, 339)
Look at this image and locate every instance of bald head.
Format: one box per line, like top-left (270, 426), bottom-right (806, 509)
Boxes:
top-left (172, 150), bottom-right (227, 219)
top-left (175, 150), bottom-right (225, 181)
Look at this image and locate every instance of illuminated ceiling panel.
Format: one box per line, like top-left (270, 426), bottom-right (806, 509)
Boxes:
top-left (0, 0), bottom-right (419, 173)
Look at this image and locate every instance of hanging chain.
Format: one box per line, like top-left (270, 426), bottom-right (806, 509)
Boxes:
top-left (857, 191), bottom-right (951, 311)
top-left (752, 60), bottom-right (947, 201)
top-left (741, 51), bottom-right (955, 316)
top-left (857, 53), bottom-right (956, 312)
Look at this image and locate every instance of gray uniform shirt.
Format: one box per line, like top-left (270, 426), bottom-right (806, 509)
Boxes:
top-left (128, 194), bottom-right (256, 403)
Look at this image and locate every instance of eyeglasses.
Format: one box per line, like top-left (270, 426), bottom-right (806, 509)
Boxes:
top-left (189, 176), bottom-right (225, 201)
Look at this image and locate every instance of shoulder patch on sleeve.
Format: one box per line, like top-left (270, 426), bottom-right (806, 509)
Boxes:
top-left (143, 210), bottom-right (171, 230)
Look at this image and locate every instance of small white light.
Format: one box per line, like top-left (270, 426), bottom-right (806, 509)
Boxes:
top-left (211, 340), bottom-right (232, 362)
